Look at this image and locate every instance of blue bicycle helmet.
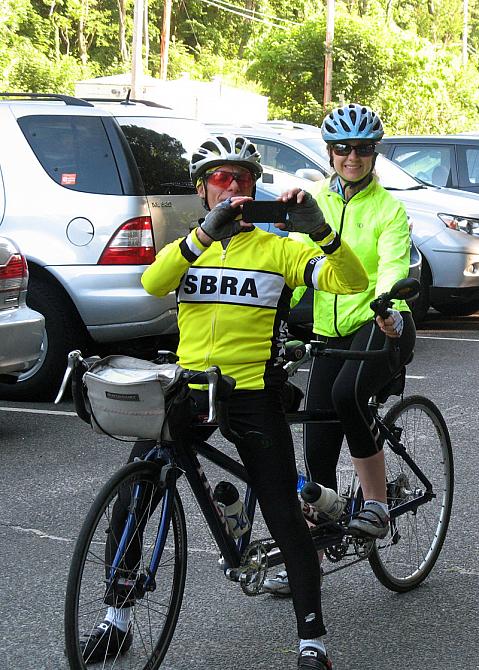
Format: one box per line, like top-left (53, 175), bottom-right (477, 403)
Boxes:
top-left (321, 103), bottom-right (384, 143)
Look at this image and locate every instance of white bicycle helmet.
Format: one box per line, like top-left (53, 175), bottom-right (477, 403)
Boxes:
top-left (321, 103), bottom-right (384, 143)
top-left (190, 134), bottom-right (263, 182)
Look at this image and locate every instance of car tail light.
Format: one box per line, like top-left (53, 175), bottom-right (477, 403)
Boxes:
top-left (98, 217), bottom-right (156, 265)
top-left (0, 252), bottom-right (28, 309)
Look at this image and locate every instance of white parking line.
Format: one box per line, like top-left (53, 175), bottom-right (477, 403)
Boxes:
top-left (417, 334), bottom-right (479, 343)
top-left (0, 406), bottom-right (76, 416)
top-left (1, 522), bottom-right (218, 554)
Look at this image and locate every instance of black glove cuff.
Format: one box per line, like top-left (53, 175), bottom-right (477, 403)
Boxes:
top-left (310, 224), bottom-right (332, 241)
top-left (318, 231), bottom-right (341, 254)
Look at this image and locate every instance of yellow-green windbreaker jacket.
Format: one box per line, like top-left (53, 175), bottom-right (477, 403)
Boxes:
top-left (291, 176), bottom-right (411, 338)
top-left (142, 225), bottom-right (367, 389)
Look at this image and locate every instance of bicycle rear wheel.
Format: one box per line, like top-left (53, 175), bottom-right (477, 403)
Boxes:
top-left (65, 460), bottom-right (187, 670)
top-left (369, 395), bottom-right (453, 592)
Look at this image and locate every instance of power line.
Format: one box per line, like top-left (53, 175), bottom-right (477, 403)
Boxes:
top-left (195, 0), bottom-right (298, 29)
top-left (202, 0), bottom-right (299, 25)
top-left (180, 0), bottom-right (201, 49)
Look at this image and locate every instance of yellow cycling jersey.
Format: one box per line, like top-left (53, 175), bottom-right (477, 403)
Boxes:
top-left (142, 225), bottom-right (367, 389)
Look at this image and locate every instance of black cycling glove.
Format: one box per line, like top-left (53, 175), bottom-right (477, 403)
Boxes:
top-left (282, 191), bottom-right (329, 240)
top-left (200, 199), bottom-right (244, 241)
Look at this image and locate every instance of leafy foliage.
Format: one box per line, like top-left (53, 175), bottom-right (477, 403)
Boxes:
top-left (1, 0), bottom-right (479, 133)
top-left (248, 11), bottom-right (479, 133)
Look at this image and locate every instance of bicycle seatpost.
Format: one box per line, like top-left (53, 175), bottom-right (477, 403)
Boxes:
top-left (205, 366), bottom-right (220, 423)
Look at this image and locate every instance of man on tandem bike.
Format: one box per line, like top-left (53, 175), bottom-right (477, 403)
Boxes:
top-left (80, 134), bottom-right (368, 669)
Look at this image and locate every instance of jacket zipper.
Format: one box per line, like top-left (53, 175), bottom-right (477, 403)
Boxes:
top-left (333, 203), bottom-right (347, 337)
top-left (206, 243), bottom-right (228, 366)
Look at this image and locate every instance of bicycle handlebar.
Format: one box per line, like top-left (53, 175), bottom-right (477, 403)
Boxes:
top-left (311, 336), bottom-right (400, 368)
top-left (55, 351), bottom-right (239, 439)
top-left (284, 277), bottom-right (420, 374)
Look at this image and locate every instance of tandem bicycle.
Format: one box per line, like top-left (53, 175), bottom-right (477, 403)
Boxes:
top-left (58, 277), bottom-right (454, 669)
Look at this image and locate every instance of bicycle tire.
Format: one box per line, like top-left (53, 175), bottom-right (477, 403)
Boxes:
top-left (65, 460), bottom-right (187, 669)
top-left (368, 395), bottom-right (453, 592)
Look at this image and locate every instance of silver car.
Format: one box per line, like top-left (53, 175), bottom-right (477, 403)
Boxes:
top-left (209, 121), bottom-right (479, 321)
top-left (0, 236), bottom-right (44, 382)
top-left (0, 94), bottom-right (208, 400)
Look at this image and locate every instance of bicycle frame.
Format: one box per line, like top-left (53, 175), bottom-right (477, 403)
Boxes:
top-left (106, 383), bottom-right (439, 597)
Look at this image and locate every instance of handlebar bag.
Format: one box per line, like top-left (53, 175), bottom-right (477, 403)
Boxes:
top-left (83, 355), bottom-right (182, 439)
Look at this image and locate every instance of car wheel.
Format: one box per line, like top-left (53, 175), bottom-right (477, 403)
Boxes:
top-left (432, 302), bottom-right (479, 317)
top-left (0, 278), bottom-right (88, 401)
top-left (410, 264), bottom-right (431, 326)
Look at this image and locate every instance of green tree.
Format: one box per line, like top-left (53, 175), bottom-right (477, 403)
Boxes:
top-left (248, 13), bottom-right (479, 133)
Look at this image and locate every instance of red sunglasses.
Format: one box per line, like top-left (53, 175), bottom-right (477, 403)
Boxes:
top-left (206, 170), bottom-right (254, 189)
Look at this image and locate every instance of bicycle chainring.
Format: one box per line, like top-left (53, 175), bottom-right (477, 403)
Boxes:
top-left (239, 541), bottom-right (269, 596)
top-left (325, 540), bottom-right (348, 562)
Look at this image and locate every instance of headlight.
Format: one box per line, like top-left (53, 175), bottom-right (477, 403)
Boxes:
top-left (438, 213), bottom-right (479, 235)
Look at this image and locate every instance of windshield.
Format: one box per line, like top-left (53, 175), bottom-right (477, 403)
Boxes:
top-left (297, 136), bottom-right (422, 190)
top-left (374, 154), bottom-right (423, 190)
top-left (118, 116), bottom-right (208, 195)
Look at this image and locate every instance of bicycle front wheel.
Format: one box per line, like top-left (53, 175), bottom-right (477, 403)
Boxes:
top-left (65, 460), bottom-right (187, 670)
top-left (369, 395), bottom-right (453, 592)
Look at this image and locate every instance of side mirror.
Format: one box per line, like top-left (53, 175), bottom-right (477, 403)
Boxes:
top-left (295, 168), bottom-right (324, 182)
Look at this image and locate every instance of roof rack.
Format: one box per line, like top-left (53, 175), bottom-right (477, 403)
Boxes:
top-left (0, 92), bottom-right (93, 107)
top-left (82, 95), bottom-right (172, 110)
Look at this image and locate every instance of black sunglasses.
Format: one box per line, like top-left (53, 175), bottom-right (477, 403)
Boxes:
top-left (331, 143), bottom-right (376, 157)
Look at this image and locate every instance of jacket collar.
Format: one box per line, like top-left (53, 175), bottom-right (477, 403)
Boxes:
top-left (329, 173), bottom-right (376, 201)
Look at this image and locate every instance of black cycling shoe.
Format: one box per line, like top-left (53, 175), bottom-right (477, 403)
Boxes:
top-left (80, 620), bottom-right (133, 664)
top-left (298, 646), bottom-right (333, 670)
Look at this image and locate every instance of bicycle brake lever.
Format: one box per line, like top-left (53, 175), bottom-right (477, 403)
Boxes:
top-left (205, 367), bottom-right (219, 423)
top-left (54, 350), bottom-right (83, 404)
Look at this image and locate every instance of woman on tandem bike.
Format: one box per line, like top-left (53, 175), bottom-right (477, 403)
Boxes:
top-left (77, 134), bottom-right (368, 670)
top-left (265, 103), bottom-right (416, 596)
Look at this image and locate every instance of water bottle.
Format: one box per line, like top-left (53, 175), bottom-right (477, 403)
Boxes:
top-left (213, 481), bottom-right (251, 538)
top-left (300, 481), bottom-right (347, 521)
top-left (297, 471), bottom-right (308, 494)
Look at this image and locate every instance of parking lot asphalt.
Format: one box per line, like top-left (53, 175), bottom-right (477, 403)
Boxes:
top-left (1, 312), bottom-right (478, 670)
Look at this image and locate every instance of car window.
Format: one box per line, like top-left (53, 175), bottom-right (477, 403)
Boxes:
top-left (457, 146), bottom-right (479, 187)
top-left (117, 117), bottom-right (202, 195)
top-left (374, 155), bottom-right (422, 189)
top-left (248, 138), bottom-right (319, 173)
top-left (296, 137), bottom-right (331, 170)
top-left (389, 144), bottom-right (452, 187)
top-left (17, 115), bottom-right (124, 195)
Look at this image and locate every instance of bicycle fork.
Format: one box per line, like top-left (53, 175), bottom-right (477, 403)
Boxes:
top-left (106, 463), bottom-right (180, 604)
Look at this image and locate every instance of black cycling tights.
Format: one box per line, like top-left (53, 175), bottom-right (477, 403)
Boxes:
top-left (114, 386), bottom-right (326, 639)
top-left (304, 313), bottom-right (416, 491)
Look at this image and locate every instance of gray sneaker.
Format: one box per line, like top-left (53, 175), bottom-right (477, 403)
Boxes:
top-left (263, 570), bottom-right (291, 596)
top-left (348, 501), bottom-right (389, 539)
top-left (263, 567), bottom-right (324, 596)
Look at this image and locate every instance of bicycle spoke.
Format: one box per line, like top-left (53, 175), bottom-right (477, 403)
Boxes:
top-left (65, 462), bottom-right (188, 670)
top-left (369, 396), bottom-right (453, 591)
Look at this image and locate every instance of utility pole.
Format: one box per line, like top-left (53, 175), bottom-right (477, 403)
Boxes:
top-left (462, 0), bottom-right (469, 66)
top-left (160, 0), bottom-right (172, 81)
top-left (131, 0), bottom-right (144, 98)
top-left (323, 0), bottom-right (335, 110)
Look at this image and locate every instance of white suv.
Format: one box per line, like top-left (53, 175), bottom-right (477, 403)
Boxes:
top-left (0, 93), bottom-right (207, 399)
top-left (209, 120), bottom-right (479, 322)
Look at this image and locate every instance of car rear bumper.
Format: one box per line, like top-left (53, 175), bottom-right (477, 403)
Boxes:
top-left (50, 265), bottom-right (178, 342)
top-left (0, 307), bottom-right (45, 376)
